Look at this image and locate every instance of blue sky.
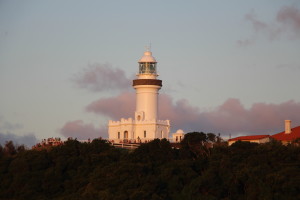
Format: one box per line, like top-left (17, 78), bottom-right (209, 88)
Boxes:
top-left (1, 0), bottom-right (300, 146)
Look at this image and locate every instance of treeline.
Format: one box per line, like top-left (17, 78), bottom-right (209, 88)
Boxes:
top-left (0, 132), bottom-right (299, 200)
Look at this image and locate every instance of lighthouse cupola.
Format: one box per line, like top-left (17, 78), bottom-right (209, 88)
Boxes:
top-left (137, 50), bottom-right (158, 79)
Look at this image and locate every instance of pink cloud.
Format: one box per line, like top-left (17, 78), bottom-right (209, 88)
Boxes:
top-left (199, 99), bottom-right (300, 134)
top-left (86, 92), bottom-right (135, 120)
top-left (86, 92), bottom-right (300, 136)
top-left (72, 63), bottom-right (131, 92)
top-left (245, 12), bottom-right (268, 32)
top-left (277, 5), bottom-right (300, 38)
top-left (238, 5), bottom-right (300, 46)
top-left (60, 120), bottom-right (107, 140)
top-left (159, 94), bottom-right (201, 130)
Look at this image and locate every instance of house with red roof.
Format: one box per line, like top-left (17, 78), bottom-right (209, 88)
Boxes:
top-left (271, 120), bottom-right (300, 145)
top-left (228, 120), bottom-right (300, 146)
top-left (228, 135), bottom-right (270, 146)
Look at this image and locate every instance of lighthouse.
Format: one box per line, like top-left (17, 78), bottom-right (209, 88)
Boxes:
top-left (133, 50), bottom-right (161, 121)
top-left (108, 49), bottom-right (170, 143)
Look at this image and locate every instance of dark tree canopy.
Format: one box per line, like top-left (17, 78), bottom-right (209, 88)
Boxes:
top-left (0, 135), bottom-right (299, 200)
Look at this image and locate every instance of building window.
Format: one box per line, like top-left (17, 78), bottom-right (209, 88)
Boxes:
top-left (144, 131), bottom-right (146, 138)
top-left (124, 131), bottom-right (128, 139)
top-left (161, 130), bottom-right (163, 138)
top-left (118, 132), bottom-right (120, 139)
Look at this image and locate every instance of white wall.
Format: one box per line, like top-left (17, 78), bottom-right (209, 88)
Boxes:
top-left (108, 119), bottom-right (170, 143)
top-left (134, 85), bottom-right (160, 121)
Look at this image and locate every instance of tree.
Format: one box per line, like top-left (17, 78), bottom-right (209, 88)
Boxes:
top-left (4, 141), bottom-right (16, 156)
top-left (207, 133), bottom-right (216, 142)
top-left (180, 132), bottom-right (211, 159)
top-left (132, 139), bottom-right (174, 163)
top-left (0, 136), bottom-right (299, 199)
top-left (17, 145), bottom-right (26, 153)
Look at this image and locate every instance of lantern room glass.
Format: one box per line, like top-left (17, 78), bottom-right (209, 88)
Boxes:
top-left (139, 62), bottom-right (156, 74)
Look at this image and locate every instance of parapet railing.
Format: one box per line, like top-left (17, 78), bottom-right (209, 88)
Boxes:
top-left (111, 142), bottom-right (140, 149)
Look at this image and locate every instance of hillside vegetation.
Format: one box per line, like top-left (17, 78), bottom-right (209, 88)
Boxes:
top-left (0, 132), bottom-right (299, 200)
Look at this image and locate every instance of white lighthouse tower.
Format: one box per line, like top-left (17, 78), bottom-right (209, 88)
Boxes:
top-left (108, 49), bottom-right (170, 143)
top-left (134, 49), bottom-right (161, 122)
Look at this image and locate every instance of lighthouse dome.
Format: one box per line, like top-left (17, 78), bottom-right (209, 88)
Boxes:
top-left (176, 129), bottom-right (184, 134)
top-left (138, 51), bottom-right (157, 63)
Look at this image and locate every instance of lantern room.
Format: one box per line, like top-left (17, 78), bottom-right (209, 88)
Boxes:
top-left (138, 50), bottom-right (157, 75)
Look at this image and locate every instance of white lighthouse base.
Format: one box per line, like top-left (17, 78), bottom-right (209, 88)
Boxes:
top-left (108, 118), bottom-right (170, 143)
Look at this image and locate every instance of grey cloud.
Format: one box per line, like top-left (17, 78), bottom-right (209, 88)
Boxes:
top-left (72, 63), bottom-right (131, 92)
top-left (238, 5), bottom-right (300, 46)
top-left (237, 38), bottom-right (255, 47)
top-left (60, 120), bottom-right (107, 140)
top-left (0, 132), bottom-right (38, 147)
top-left (0, 122), bottom-right (23, 131)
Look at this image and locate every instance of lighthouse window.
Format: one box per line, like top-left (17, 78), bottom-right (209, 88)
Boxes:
top-left (145, 65), bottom-right (150, 73)
top-left (139, 63), bottom-right (156, 74)
top-left (139, 63), bottom-right (145, 73)
top-left (149, 63), bottom-right (156, 72)
top-left (144, 131), bottom-right (146, 138)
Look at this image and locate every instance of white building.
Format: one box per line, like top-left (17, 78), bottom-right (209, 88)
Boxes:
top-left (172, 129), bottom-right (185, 143)
top-left (108, 49), bottom-right (170, 143)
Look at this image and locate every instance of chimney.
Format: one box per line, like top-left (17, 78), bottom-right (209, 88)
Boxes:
top-left (285, 120), bottom-right (291, 134)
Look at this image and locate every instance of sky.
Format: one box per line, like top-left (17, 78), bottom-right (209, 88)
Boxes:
top-left (1, 0), bottom-right (300, 147)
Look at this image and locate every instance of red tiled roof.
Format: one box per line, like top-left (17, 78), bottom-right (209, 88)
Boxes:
top-left (228, 135), bottom-right (270, 142)
top-left (271, 126), bottom-right (300, 141)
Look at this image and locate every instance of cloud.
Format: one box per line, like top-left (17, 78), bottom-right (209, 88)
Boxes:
top-left (158, 94), bottom-right (201, 130)
top-left (86, 92), bottom-right (136, 120)
top-left (0, 119), bottom-right (36, 147)
top-left (245, 11), bottom-right (268, 32)
top-left (277, 5), bottom-right (300, 38)
top-left (0, 132), bottom-right (38, 147)
top-left (72, 63), bottom-right (131, 92)
top-left (0, 118), bottom-right (23, 132)
top-left (86, 92), bottom-right (300, 137)
top-left (60, 120), bottom-right (107, 140)
top-left (236, 38), bottom-right (255, 47)
top-left (199, 99), bottom-right (300, 135)
top-left (0, 122), bottom-right (23, 131)
top-left (238, 5), bottom-right (300, 46)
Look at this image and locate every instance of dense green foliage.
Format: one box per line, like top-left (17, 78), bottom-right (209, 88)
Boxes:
top-left (0, 133), bottom-right (299, 200)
